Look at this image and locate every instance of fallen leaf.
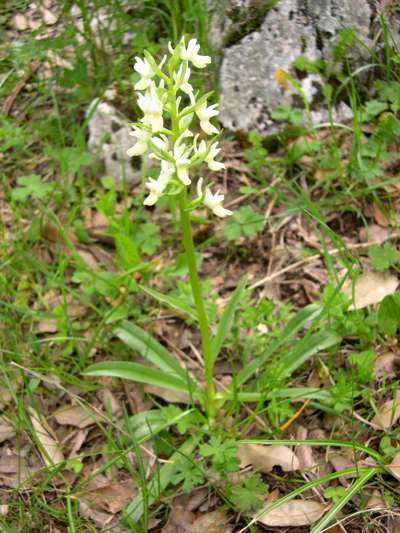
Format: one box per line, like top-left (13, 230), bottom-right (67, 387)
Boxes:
top-left (0, 505), bottom-right (8, 516)
top-left (79, 501), bottom-right (113, 528)
top-left (343, 271), bottom-right (398, 310)
top-left (374, 351), bottom-right (400, 378)
top-left (0, 419), bottom-right (15, 443)
top-left (238, 444), bottom-right (300, 473)
top-left (12, 13), bottom-right (28, 31)
top-left (365, 489), bottom-right (386, 509)
top-left (36, 318), bottom-right (58, 334)
top-left (373, 203), bottom-right (390, 227)
top-left (372, 391), bottom-right (400, 430)
top-left (79, 479), bottom-right (137, 514)
top-left (162, 505), bottom-right (195, 533)
top-left (358, 224), bottom-right (389, 244)
top-left (257, 499), bottom-right (329, 527)
top-left (54, 405), bottom-right (95, 429)
top-left (187, 509), bottom-right (228, 533)
top-left (144, 384), bottom-right (189, 404)
top-left (29, 407), bottom-right (64, 467)
top-left (40, 7), bottom-right (57, 25)
top-left (386, 451), bottom-right (400, 480)
top-left (295, 426), bottom-right (317, 472)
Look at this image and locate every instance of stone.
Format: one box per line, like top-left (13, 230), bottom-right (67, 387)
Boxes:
top-left (219, 0), bottom-right (372, 134)
top-left (87, 100), bottom-right (140, 183)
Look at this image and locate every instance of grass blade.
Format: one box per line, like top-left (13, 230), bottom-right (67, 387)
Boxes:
top-left (277, 330), bottom-right (341, 379)
top-left (236, 304), bottom-right (323, 387)
top-left (115, 320), bottom-right (191, 381)
top-left (240, 467), bottom-right (380, 532)
top-left (123, 436), bottom-right (199, 523)
top-left (140, 284), bottom-right (198, 322)
top-left (210, 276), bottom-right (247, 366)
top-left (83, 361), bottom-right (190, 392)
top-left (310, 467), bottom-right (378, 533)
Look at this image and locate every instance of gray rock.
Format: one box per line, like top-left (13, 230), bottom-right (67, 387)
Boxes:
top-left (87, 100), bottom-right (140, 183)
top-left (219, 0), bottom-right (372, 133)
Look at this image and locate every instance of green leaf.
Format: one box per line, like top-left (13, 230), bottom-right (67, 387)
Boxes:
top-left (123, 436), bottom-right (199, 523)
top-left (236, 304), bottom-right (323, 387)
top-left (125, 407), bottom-right (193, 443)
top-left (83, 361), bottom-right (189, 392)
top-left (171, 457), bottom-right (205, 492)
top-left (115, 321), bottom-right (198, 388)
top-left (368, 242), bottom-right (399, 271)
top-left (140, 285), bottom-right (198, 322)
top-left (210, 276), bottom-right (247, 365)
top-left (229, 473), bottom-right (268, 513)
top-left (11, 174), bottom-right (54, 201)
top-left (278, 330), bottom-right (341, 379)
top-left (378, 294), bottom-right (400, 336)
top-left (292, 55), bottom-right (324, 73)
top-left (115, 233), bottom-right (140, 269)
top-left (224, 206), bottom-right (265, 241)
top-left (310, 468), bottom-right (377, 533)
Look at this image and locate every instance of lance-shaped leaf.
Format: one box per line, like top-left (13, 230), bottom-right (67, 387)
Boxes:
top-left (83, 361), bottom-right (190, 393)
top-left (140, 285), bottom-right (198, 322)
top-left (115, 321), bottom-right (192, 383)
top-left (210, 276), bottom-right (247, 366)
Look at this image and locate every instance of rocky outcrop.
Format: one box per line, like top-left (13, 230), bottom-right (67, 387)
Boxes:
top-left (218, 0), bottom-right (374, 133)
top-left (87, 100), bottom-right (140, 183)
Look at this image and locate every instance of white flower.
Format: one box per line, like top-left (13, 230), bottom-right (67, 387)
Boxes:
top-left (180, 38), bottom-right (211, 69)
top-left (205, 142), bottom-right (225, 171)
top-left (173, 64), bottom-right (194, 98)
top-left (137, 83), bottom-right (164, 132)
top-left (127, 126), bottom-right (151, 157)
top-left (133, 57), bottom-right (155, 90)
top-left (173, 131), bottom-right (193, 185)
top-left (197, 178), bottom-right (232, 218)
top-left (150, 134), bottom-right (169, 157)
top-left (144, 160), bottom-right (174, 206)
top-left (196, 101), bottom-right (219, 135)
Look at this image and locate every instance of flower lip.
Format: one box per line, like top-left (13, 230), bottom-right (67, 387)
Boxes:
top-left (179, 38), bottom-right (211, 69)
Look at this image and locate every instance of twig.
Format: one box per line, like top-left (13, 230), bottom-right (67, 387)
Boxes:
top-left (249, 232), bottom-right (400, 290)
top-left (2, 60), bottom-right (41, 116)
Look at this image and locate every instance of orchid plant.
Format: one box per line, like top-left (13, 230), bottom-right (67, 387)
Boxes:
top-left (85, 37), bottom-right (237, 422)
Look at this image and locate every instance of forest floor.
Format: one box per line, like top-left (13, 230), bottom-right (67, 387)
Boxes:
top-left (1, 1), bottom-right (400, 532)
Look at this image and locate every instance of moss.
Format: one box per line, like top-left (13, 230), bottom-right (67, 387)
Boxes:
top-left (223, 0), bottom-right (278, 47)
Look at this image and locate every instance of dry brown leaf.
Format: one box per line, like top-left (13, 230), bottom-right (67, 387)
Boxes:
top-left (238, 443), bottom-right (300, 473)
top-left (257, 499), bottom-right (329, 527)
top-left (187, 509), bottom-right (228, 533)
top-left (295, 426), bottom-right (317, 472)
top-left (343, 271), bottom-right (398, 310)
top-left (79, 479), bottom-right (137, 514)
top-left (12, 13), bottom-right (28, 31)
top-left (29, 407), bottom-right (64, 467)
top-left (162, 505), bottom-right (195, 533)
top-left (0, 419), bottom-right (15, 443)
top-left (374, 351), bottom-right (400, 378)
top-left (54, 405), bottom-right (95, 429)
top-left (79, 501), bottom-right (113, 528)
top-left (366, 489), bottom-right (386, 509)
top-left (373, 203), bottom-right (390, 226)
top-left (37, 318), bottom-right (58, 334)
top-left (144, 384), bottom-right (189, 404)
top-left (386, 451), bottom-right (400, 480)
top-left (358, 224), bottom-right (389, 244)
top-left (0, 505), bottom-right (8, 516)
top-left (372, 391), bottom-right (400, 430)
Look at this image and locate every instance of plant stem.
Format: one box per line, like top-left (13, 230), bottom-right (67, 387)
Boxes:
top-left (178, 188), bottom-right (216, 421)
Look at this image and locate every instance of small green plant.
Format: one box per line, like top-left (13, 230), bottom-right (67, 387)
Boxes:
top-left (224, 205), bottom-right (265, 241)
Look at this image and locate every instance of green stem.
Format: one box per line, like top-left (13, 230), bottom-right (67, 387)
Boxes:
top-left (178, 188), bottom-right (215, 421)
